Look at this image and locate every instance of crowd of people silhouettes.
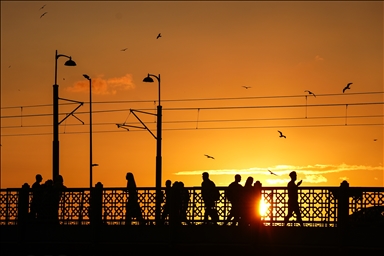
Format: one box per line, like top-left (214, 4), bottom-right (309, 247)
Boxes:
top-left (28, 174), bottom-right (67, 225)
top-left (120, 171), bottom-right (303, 226)
top-left (28, 171), bottom-right (303, 227)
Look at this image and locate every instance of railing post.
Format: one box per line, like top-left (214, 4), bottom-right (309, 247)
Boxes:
top-left (254, 181), bottom-right (262, 227)
top-left (18, 183), bottom-right (30, 226)
top-left (90, 182), bottom-right (103, 226)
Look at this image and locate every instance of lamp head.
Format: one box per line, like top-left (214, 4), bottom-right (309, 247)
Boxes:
top-left (143, 74), bottom-right (154, 83)
top-left (83, 74), bottom-right (90, 80)
top-left (64, 57), bottom-right (76, 66)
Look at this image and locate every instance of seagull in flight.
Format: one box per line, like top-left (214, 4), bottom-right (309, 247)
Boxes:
top-left (278, 130), bottom-right (286, 138)
top-left (156, 33), bottom-right (161, 39)
top-left (373, 139), bottom-right (377, 141)
top-left (40, 12), bottom-right (47, 18)
top-left (304, 90), bottom-right (316, 97)
top-left (343, 83), bottom-right (352, 93)
top-left (204, 154), bottom-right (215, 159)
top-left (121, 48), bottom-right (128, 51)
top-left (242, 86), bottom-right (251, 89)
top-left (268, 169), bottom-right (278, 176)
top-left (39, 4), bottom-right (46, 10)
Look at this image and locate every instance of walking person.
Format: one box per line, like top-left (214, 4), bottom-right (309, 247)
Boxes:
top-left (161, 180), bottom-right (172, 225)
top-left (223, 174), bottom-right (243, 226)
top-left (125, 172), bottom-right (145, 225)
top-left (201, 172), bottom-right (219, 225)
top-left (40, 179), bottom-right (54, 224)
top-left (52, 175), bottom-right (66, 225)
top-left (29, 174), bottom-right (44, 220)
top-left (180, 182), bottom-right (192, 225)
top-left (242, 176), bottom-right (254, 226)
top-left (170, 181), bottom-right (182, 225)
top-left (284, 171), bottom-right (304, 227)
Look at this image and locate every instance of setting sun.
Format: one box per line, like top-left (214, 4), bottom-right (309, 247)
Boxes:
top-left (259, 198), bottom-right (271, 217)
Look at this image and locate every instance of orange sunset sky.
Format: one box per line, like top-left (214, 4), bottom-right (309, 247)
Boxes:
top-left (1, 1), bottom-right (383, 189)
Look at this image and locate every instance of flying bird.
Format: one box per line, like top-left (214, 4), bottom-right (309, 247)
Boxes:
top-left (242, 86), bottom-right (251, 89)
top-left (304, 90), bottom-right (316, 97)
top-left (121, 48), bottom-right (128, 51)
top-left (39, 4), bottom-right (46, 10)
top-left (268, 169), bottom-right (278, 176)
top-left (204, 154), bottom-right (215, 159)
top-left (278, 130), bottom-right (286, 138)
top-left (343, 83), bottom-right (352, 93)
top-left (374, 139), bottom-right (377, 141)
top-left (8, 65), bottom-right (11, 68)
top-left (40, 12), bottom-right (47, 18)
top-left (156, 33), bottom-right (161, 39)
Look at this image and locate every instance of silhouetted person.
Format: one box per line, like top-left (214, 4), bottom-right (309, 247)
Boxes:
top-left (201, 172), bottom-right (219, 225)
top-left (284, 171), bottom-right (304, 227)
top-left (180, 182), bottom-right (191, 225)
top-left (223, 174), bottom-right (243, 226)
top-left (29, 174), bottom-right (43, 220)
top-left (170, 181), bottom-right (182, 225)
top-left (125, 172), bottom-right (145, 225)
top-left (52, 175), bottom-right (66, 225)
top-left (161, 179), bottom-right (172, 224)
top-left (242, 176), bottom-right (254, 226)
top-left (253, 181), bottom-right (263, 227)
top-left (40, 179), bottom-right (55, 224)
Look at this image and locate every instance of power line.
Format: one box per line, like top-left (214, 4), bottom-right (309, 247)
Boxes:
top-left (162, 102), bottom-right (384, 111)
top-left (1, 101), bottom-right (383, 119)
top-left (2, 123), bottom-right (383, 137)
top-left (2, 114), bottom-right (383, 129)
top-left (0, 102), bottom-right (78, 110)
top-left (1, 91), bottom-right (383, 110)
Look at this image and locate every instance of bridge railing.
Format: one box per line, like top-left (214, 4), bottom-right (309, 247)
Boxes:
top-left (0, 181), bottom-right (383, 227)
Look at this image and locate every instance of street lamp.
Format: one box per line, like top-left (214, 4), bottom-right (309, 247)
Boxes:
top-left (143, 73), bottom-right (162, 224)
top-left (53, 50), bottom-right (76, 181)
top-left (83, 74), bottom-right (95, 188)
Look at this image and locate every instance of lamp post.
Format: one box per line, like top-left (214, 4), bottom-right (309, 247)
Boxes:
top-left (143, 73), bottom-right (162, 224)
top-left (53, 50), bottom-right (76, 181)
top-left (83, 74), bottom-right (94, 188)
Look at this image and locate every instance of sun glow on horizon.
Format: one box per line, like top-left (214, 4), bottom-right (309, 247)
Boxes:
top-left (259, 198), bottom-right (270, 217)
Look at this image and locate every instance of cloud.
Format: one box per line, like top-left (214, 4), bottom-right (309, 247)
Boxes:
top-left (265, 175), bottom-right (327, 185)
top-left (305, 175), bottom-right (327, 183)
top-left (265, 179), bottom-right (289, 185)
top-left (174, 163), bottom-right (383, 185)
top-left (174, 164), bottom-right (383, 176)
top-left (294, 55), bottom-right (325, 70)
top-left (66, 74), bottom-right (135, 95)
top-left (315, 55), bottom-right (324, 61)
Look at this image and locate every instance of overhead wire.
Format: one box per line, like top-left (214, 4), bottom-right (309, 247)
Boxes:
top-left (1, 91), bottom-right (383, 137)
top-left (1, 91), bottom-right (383, 110)
top-left (3, 123), bottom-right (383, 137)
top-left (2, 114), bottom-right (384, 129)
top-left (1, 101), bottom-right (383, 119)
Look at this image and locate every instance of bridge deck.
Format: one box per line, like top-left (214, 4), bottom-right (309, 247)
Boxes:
top-left (1, 225), bottom-right (383, 255)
